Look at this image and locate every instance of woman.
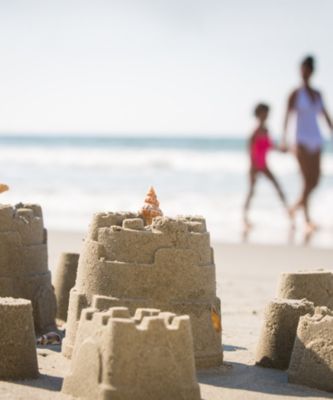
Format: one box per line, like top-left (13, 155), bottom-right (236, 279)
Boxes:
top-left (282, 56), bottom-right (333, 232)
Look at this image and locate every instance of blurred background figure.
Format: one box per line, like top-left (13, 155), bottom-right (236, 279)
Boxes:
top-left (0, 0), bottom-right (332, 247)
top-left (243, 103), bottom-right (288, 232)
top-left (282, 56), bottom-right (333, 233)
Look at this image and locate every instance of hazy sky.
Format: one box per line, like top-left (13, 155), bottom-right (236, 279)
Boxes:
top-left (1, 0), bottom-right (333, 136)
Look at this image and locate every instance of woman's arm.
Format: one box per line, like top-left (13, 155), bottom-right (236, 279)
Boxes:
top-left (323, 107), bottom-right (333, 132)
top-left (319, 93), bottom-right (333, 132)
top-left (281, 90), bottom-right (297, 150)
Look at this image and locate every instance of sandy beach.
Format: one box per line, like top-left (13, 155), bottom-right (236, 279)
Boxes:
top-left (0, 230), bottom-right (332, 400)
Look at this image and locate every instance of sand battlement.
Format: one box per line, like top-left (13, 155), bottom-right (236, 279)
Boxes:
top-left (299, 306), bottom-right (333, 323)
top-left (63, 306), bottom-right (201, 400)
top-left (88, 212), bottom-right (207, 238)
top-left (86, 215), bottom-right (212, 266)
top-left (0, 203), bottom-right (45, 246)
top-left (80, 306), bottom-right (190, 333)
top-left (0, 203), bottom-right (43, 223)
top-left (87, 211), bottom-right (139, 240)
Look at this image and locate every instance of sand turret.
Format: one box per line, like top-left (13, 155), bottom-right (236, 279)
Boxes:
top-left (256, 298), bottom-right (314, 370)
top-left (63, 212), bottom-right (222, 368)
top-left (288, 307), bottom-right (333, 392)
top-left (0, 203), bottom-right (56, 334)
top-left (277, 270), bottom-right (333, 309)
top-left (62, 306), bottom-right (201, 400)
top-left (0, 297), bottom-right (38, 379)
top-left (53, 252), bottom-right (79, 323)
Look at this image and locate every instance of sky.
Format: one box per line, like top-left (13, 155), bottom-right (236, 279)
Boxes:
top-left (0, 0), bottom-right (333, 137)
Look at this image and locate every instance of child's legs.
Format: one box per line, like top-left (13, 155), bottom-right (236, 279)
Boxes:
top-left (244, 168), bottom-right (257, 215)
top-left (263, 168), bottom-right (287, 205)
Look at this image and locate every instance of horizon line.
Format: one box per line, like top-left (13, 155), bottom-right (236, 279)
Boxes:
top-left (0, 132), bottom-right (246, 139)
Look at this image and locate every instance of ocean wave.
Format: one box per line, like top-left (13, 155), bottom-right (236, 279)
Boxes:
top-left (0, 138), bottom-right (332, 246)
top-left (0, 145), bottom-right (332, 175)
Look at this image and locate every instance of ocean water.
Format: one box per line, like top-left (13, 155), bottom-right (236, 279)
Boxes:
top-left (0, 135), bottom-right (332, 247)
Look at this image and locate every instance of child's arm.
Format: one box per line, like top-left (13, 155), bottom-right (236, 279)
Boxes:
top-left (247, 132), bottom-right (255, 152)
top-left (247, 132), bottom-right (256, 164)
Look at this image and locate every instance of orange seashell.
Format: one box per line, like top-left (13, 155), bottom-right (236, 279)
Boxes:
top-left (0, 184), bottom-right (9, 194)
top-left (211, 305), bottom-right (222, 333)
top-left (139, 186), bottom-right (163, 225)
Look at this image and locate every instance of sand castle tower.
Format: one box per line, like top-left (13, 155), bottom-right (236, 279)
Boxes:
top-left (277, 270), bottom-right (333, 309)
top-left (53, 252), bottom-right (79, 323)
top-left (288, 307), bottom-right (333, 392)
top-left (63, 205), bottom-right (222, 368)
top-left (62, 306), bottom-right (201, 400)
top-left (0, 297), bottom-right (39, 379)
top-left (0, 203), bottom-right (56, 334)
top-left (255, 299), bottom-right (314, 370)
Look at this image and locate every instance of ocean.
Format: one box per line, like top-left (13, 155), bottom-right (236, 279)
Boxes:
top-left (0, 135), bottom-right (332, 247)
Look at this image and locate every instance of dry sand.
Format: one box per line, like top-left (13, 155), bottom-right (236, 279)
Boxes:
top-left (1, 230), bottom-right (333, 400)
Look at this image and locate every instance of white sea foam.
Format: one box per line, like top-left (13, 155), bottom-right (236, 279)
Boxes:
top-left (0, 137), bottom-right (332, 247)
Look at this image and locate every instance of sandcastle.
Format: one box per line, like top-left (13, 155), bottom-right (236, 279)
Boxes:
top-left (255, 298), bottom-right (314, 370)
top-left (277, 270), bottom-right (333, 309)
top-left (0, 203), bottom-right (56, 334)
top-left (288, 307), bottom-right (333, 392)
top-left (256, 269), bottom-right (333, 378)
top-left (0, 297), bottom-right (38, 379)
top-left (63, 212), bottom-right (223, 368)
top-left (53, 252), bottom-right (79, 322)
top-left (62, 305), bottom-right (201, 400)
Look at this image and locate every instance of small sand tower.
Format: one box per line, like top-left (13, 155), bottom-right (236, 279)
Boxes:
top-left (63, 189), bottom-right (223, 368)
top-left (62, 306), bottom-right (201, 400)
top-left (256, 299), bottom-right (314, 370)
top-left (0, 297), bottom-right (39, 379)
top-left (0, 203), bottom-right (56, 334)
top-left (53, 252), bottom-right (79, 323)
top-left (277, 270), bottom-right (333, 309)
top-left (288, 307), bottom-right (333, 392)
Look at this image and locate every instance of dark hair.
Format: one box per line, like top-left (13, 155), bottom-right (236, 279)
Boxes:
top-left (254, 103), bottom-right (269, 117)
top-left (302, 55), bottom-right (315, 72)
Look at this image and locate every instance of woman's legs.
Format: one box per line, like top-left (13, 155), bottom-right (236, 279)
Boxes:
top-left (295, 145), bottom-right (321, 226)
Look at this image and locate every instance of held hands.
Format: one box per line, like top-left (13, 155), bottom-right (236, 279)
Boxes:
top-left (279, 140), bottom-right (288, 153)
top-left (278, 140), bottom-right (297, 155)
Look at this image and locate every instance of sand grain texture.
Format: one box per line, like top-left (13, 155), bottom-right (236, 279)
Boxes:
top-left (1, 232), bottom-right (333, 399)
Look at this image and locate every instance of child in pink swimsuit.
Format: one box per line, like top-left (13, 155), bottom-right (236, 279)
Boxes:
top-left (244, 103), bottom-right (288, 229)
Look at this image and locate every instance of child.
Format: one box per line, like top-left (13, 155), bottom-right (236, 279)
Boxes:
top-left (243, 103), bottom-right (288, 230)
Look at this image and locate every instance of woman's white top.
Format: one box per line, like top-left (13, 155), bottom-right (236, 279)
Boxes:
top-left (295, 87), bottom-right (324, 152)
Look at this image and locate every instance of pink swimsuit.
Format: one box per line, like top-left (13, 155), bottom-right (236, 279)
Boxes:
top-left (251, 131), bottom-right (272, 171)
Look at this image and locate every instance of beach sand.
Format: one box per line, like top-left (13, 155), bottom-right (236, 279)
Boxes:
top-left (1, 230), bottom-right (333, 400)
